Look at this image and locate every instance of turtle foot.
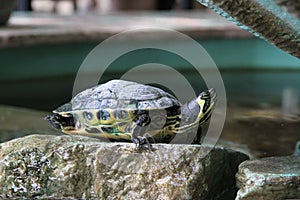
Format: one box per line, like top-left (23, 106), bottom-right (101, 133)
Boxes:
top-left (131, 135), bottom-right (154, 151)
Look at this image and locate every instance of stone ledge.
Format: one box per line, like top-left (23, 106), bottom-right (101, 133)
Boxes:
top-left (236, 155), bottom-right (300, 200)
top-left (0, 11), bottom-right (251, 48)
top-left (0, 134), bottom-right (248, 199)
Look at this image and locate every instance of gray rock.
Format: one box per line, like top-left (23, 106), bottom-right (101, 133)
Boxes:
top-left (236, 156), bottom-right (300, 200)
top-left (197, 0), bottom-right (300, 59)
top-left (0, 135), bottom-right (248, 199)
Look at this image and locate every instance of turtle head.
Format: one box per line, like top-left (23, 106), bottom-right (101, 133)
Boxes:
top-left (44, 113), bottom-right (75, 131)
top-left (195, 88), bottom-right (216, 124)
top-left (181, 88), bottom-right (216, 126)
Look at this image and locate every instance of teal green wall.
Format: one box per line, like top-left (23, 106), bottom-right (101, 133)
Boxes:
top-left (0, 37), bottom-right (299, 109)
top-left (201, 39), bottom-right (300, 69)
top-left (0, 38), bottom-right (299, 81)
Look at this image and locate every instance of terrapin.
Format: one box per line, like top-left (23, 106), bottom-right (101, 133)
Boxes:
top-left (45, 80), bottom-right (216, 147)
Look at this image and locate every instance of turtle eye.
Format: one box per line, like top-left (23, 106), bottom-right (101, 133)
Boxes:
top-left (199, 90), bottom-right (211, 100)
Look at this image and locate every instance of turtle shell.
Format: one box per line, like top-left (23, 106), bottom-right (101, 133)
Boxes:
top-left (55, 80), bottom-right (180, 112)
top-left (47, 79), bottom-right (216, 144)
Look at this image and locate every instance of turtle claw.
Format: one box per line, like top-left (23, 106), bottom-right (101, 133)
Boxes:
top-left (132, 136), bottom-right (153, 151)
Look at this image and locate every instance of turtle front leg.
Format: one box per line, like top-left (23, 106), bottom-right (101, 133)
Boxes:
top-left (131, 135), bottom-right (151, 149)
top-left (130, 112), bottom-right (154, 150)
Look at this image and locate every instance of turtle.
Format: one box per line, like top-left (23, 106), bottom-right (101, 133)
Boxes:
top-left (45, 79), bottom-right (216, 147)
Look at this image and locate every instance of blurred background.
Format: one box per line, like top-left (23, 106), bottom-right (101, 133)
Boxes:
top-left (16, 0), bottom-right (204, 13)
top-left (1, 0), bottom-right (300, 158)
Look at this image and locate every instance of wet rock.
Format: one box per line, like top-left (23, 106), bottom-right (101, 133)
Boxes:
top-left (236, 155), bottom-right (300, 200)
top-left (0, 135), bottom-right (248, 199)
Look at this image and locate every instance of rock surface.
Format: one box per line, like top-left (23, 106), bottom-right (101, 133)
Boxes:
top-left (236, 155), bottom-right (300, 200)
top-left (1, 11), bottom-right (250, 48)
top-left (0, 134), bottom-right (249, 199)
top-left (198, 0), bottom-right (300, 59)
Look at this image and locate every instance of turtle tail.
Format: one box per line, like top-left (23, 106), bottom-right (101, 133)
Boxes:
top-left (44, 113), bottom-right (75, 130)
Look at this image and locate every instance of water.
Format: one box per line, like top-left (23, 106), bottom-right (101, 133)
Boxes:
top-left (1, 70), bottom-right (300, 157)
top-left (0, 105), bottom-right (60, 142)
